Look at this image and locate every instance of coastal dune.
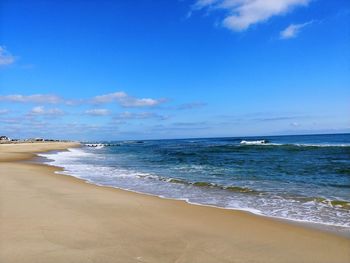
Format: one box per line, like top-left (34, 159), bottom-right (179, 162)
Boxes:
top-left (0, 143), bottom-right (349, 263)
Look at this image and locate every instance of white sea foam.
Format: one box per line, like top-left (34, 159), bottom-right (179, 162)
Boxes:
top-left (293, 143), bottom-right (350, 147)
top-left (240, 140), bottom-right (268, 145)
top-left (239, 141), bottom-right (350, 147)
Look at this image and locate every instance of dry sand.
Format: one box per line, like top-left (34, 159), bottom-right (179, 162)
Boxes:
top-left (0, 142), bottom-right (349, 263)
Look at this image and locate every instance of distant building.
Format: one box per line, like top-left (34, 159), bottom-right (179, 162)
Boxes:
top-left (0, 136), bottom-right (11, 141)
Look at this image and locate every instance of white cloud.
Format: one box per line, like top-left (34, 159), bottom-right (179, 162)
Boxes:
top-left (280, 21), bottom-right (311, 39)
top-left (0, 92), bottom-right (167, 108)
top-left (0, 46), bottom-right (15, 65)
top-left (85, 109), bottom-right (111, 116)
top-left (93, 91), bottom-right (126, 103)
top-left (29, 106), bottom-right (64, 116)
top-left (93, 91), bottom-right (166, 107)
top-left (0, 94), bottom-right (62, 104)
top-left (193, 0), bottom-right (311, 31)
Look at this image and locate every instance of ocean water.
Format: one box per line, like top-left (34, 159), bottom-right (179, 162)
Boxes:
top-left (39, 134), bottom-right (350, 232)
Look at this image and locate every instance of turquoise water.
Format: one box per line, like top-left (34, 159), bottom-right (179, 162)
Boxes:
top-left (40, 134), bottom-right (350, 230)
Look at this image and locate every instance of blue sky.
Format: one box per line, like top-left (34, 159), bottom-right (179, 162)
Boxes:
top-left (0, 0), bottom-right (349, 140)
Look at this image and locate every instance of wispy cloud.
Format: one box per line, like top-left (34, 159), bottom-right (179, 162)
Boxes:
top-left (218, 112), bottom-right (311, 123)
top-left (85, 108), bottom-right (111, 116)
top-left (280, 21), bottom-right (312, 39)
top-left (193, 0), bottom-right (311, 31)
top-left (0, 94), bottom-right (62, 104)
top-left (0, 46), bottom-right (16, 65)
top-left (177, 102), bottom-right (207, 110)
top-left (252, 116), bottom-right (301, 121)
top-left (0, 109), bottom-right (10, 115)
top-left (114, 111), bottom-right (168, 120)
top-left (93, 91), bottom-right (167, 108)
top-left (29, 106), bottom-right (64, 116)
top-left (150, 123), bottom-right (210, 132)
top-left (290, 122), bottom-right (300, 127)
top-left (172, 121), bottom-right (208, 126)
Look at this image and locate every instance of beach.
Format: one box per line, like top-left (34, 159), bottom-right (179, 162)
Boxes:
top-left (0, 142), bottom-right (349, 263)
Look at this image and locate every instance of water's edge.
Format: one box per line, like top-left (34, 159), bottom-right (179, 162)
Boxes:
top-left (34, 148), bottom-right (350, 238)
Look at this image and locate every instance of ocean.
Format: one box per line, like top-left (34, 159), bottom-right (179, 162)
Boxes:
top-left (39, 133), bottom-right (350, 232)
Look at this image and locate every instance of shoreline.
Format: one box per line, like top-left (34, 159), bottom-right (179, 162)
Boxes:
top-left (1, 142), bottom-right (350, 263)
top-left (51, 162), bottom-right (350, 238)
top-left (40, 146), bottom-right (350, 237)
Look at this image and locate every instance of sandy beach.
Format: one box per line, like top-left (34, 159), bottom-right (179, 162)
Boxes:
top-left (0, 142), bottom-right (349, 263)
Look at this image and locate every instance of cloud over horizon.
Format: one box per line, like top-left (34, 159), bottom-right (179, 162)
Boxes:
top-left (0, 94), bottom-right (62, 104)
top-left (93, 92), bottom-right (167, 108)
top-left (0, 91), bottom-right (167, 108)
top-left (85, 108), bottom-right (111, 116)
top-left (193, 0), bottom-right (311, 31)
top-left (29, 106), bottom-right (64, 116)
top-left (114, 111), bottom-right (168, 121)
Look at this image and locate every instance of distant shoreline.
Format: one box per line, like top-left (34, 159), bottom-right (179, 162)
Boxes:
top-left (0, 140), bottom-right (78, 145)
top-left (2, 132), bottom-right (350, 145)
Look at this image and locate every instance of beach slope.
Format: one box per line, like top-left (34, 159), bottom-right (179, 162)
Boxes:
top-left (0, 143), bottom-right (349, 263)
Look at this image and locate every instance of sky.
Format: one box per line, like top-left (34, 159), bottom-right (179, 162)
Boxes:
top-left (0, 0), bottom-right (349, 140)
